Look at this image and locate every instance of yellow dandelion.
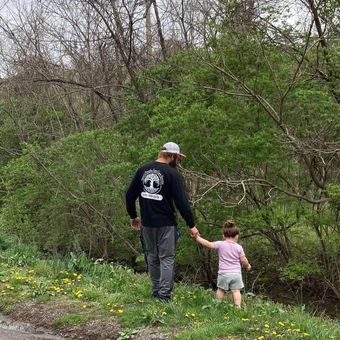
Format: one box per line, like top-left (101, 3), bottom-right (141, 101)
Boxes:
top-left (82, 304), bottom-right (87, 309)
top-left (186, 312), bottom-right (194, 317)
top-left (278, 322), bottom-right (285, 326)
top-left (272, 331), bottom-right (277, 335)
top-left (303, 333), bottom-right (309, 337)
top-left (117, 309), bottom-right (124, 313)
top-left (264, 324), bottom-right (270, 328)
top-left (241, 318), bottom-right (249, 321)
top-left (194, 321), bottom-right (202, 328)
top-left (74, 290), bottom-right (83, 298)
top-left (257, 336), bottom-right (265, 340)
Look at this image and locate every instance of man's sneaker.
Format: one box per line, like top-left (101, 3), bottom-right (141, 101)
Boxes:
top-left (158, 295), bottom-right (170, 303)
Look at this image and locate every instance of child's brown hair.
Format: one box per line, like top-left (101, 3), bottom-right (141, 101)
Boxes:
top-left (223, 220), bottom-right (239, 238)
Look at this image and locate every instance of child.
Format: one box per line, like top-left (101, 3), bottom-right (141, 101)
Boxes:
top-left (194, 220), bottom-right (251, 307)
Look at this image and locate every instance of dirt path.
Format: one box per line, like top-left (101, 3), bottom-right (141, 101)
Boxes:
top-left (0, 313), bottom-right (64, 340)
top-left (2, 300), bottom-right (174, 339)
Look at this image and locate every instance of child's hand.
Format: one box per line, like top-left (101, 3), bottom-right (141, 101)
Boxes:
top-left (247, 264), bottom-right (252, 271)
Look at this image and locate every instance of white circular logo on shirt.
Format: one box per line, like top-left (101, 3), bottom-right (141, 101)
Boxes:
top-left (142, 169), bottom-right (164, 194)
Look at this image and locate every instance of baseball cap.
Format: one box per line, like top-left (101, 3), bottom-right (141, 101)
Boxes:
top-left (161, 142), bottom-right (186, 158)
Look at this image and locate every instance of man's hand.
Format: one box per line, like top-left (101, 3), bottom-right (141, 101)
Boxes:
top-left (130, 217), bottom-right (141, 231)
top-left (189, 226), bottom-right (200, 239)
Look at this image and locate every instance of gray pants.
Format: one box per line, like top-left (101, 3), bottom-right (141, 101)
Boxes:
top-left (142, 226), bottom-right (176, 299)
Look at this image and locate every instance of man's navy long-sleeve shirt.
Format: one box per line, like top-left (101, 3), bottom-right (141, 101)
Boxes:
top-left (125, 161), bottom-right (195, 228)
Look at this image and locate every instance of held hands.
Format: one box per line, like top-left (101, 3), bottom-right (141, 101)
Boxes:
top-left (189, 226), bottom-right (200, 239)
top-left (130, 217), bottom-right (141, 231)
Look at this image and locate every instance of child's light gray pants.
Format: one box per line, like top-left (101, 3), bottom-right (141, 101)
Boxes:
top-left (142, 225), bottom-right (176, 300)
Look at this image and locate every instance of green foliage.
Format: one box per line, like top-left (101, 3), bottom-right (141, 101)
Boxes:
top-left (327, 184), bottom-right (340, 206)
top-left (0, 10), bottom-right (339, 310)
top-left (0, 129), bottom-right (139, 260)
top-left (0, 236), bottom-right (39, 267)
top-left (0, 232), bottom-right (15, 251)
top-left (281, 261), bottom-right (321, 282)
top-left (117, 329), bottom-right (139, 340)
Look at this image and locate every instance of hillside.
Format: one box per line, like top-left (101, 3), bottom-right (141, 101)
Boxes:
top-left (0, 245), bottom-right (339, 340)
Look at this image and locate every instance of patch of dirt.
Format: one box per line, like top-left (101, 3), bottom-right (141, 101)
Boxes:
top-left (11, 299), bottom-right (120, 339)
top-left (135, 327), bottom-right (173, 339)
top-left (10, 299), bottom-right (175, 339)
top-left (57, 317), bottom-right (121, 339)
top-left (11, 300), bottom-right (75, 328)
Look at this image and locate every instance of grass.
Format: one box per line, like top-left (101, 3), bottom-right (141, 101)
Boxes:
top-left (0, 243), bottom-right (339, 339)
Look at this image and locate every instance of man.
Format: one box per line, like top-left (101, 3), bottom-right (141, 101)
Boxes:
top-left (125, 142), bottom-right (199, 301)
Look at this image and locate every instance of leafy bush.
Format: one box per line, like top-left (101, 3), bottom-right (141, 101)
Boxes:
top-left (0, 130), bottom-right (140, 262)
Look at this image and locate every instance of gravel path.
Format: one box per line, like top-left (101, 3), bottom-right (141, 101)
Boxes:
top-left (0, 313), bottom-right (64, 340)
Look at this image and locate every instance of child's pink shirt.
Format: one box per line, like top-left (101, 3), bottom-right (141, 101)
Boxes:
top-left (214, 240), bottom-right (245, 273)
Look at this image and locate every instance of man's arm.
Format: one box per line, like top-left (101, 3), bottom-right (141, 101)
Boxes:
top-left (195, 235), bottom-right (215, 249)
top-left (171, 172), bottom-right (195, 228)
top-left (125, 170), bottom-right (140, 222)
